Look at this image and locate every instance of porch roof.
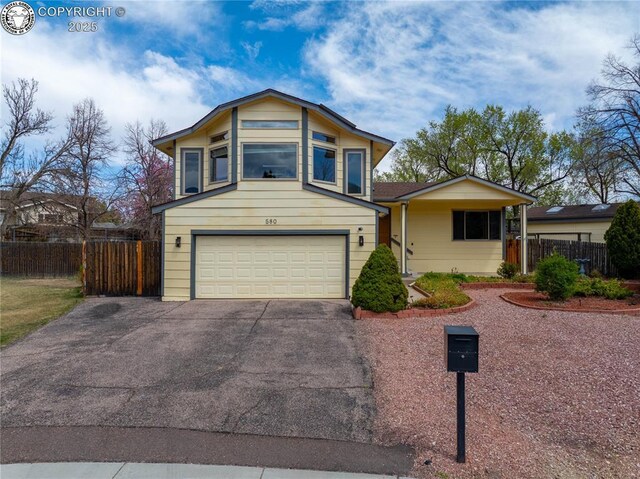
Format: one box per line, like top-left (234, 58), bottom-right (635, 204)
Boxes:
top-left (373, 175), bottom-right (536, 204)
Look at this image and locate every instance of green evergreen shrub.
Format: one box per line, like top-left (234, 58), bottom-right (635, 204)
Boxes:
top-left (573, 277), bottom-right (633, 300)
top-left (497, 261), bottom-right (519, 279)
top-left (604, 200), bottom-right (640, 279)
top-left (351, 244), bottom-right (408, 313)
top-left (535, 254), bottom-right (579, 300)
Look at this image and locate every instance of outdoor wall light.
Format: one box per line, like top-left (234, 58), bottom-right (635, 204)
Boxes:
top-left (359, 235), bottom-right (364, 247)
top-left (175, 236), bottom-right (181, 247)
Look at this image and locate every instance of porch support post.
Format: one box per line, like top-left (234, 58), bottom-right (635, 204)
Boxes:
top-left (401, 202), bottom-right (408, 276)
top-left (520, 203), bottom-right (528, 274)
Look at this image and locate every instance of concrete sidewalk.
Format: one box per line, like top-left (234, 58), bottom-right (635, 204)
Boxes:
top-left (0, 462), bottom-right (414, 479)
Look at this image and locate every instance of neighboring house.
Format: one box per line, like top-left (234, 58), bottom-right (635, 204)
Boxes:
top-left (151, 89), bottom-right (393, 301)
top-left (373, 178), bottom-right (535, 276)
top-left (527, 203), bottom-right (626, 242)
top-left (0, 191), bottom-right (137, 241)
top-left (0, 191), bottom-right (80, 241)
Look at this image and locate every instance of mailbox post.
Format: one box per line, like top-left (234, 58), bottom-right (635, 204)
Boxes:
top-left (444, 325), bottom-right (479, 463)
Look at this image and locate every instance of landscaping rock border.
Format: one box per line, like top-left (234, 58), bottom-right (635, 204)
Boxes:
top-left (501, 292), bottom-right (640, 315)
top-left (352, 298), bottom-right (477, 320)
top-left (461, 282), bottom-right (535, 289)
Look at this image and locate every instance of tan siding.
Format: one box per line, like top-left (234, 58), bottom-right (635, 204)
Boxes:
top-left (173, 97), bottom-right (376, 203)
top-left (163, 186), bottom-right (376, 301)
top-left (528, 220), bottom-right (611, 242)
top-left (388, 201), bottom-right (504, 274)
top-left (416, 180), bottom-right (524, 201)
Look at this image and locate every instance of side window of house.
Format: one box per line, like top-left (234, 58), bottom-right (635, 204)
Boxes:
top-left (210, 146), bottom-right (228, 183)
top-left (453, 211), bottom-right (501, 240)
top-left (313, 146), bottom-right (336, 183)
top-left (182, 149), bottom-right (201, 194)
top-left (346, 151), bottom-right (364, 195)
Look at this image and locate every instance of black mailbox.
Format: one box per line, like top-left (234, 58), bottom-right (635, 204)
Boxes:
top-left (444, 325), bottom-right (479, 373)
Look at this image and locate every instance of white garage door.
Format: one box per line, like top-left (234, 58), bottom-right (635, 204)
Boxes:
top-left (195, 235), bottom-right (346, 299)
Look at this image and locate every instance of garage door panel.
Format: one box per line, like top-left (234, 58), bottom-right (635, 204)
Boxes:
top-left (195, 235), bottom-right (345, 299)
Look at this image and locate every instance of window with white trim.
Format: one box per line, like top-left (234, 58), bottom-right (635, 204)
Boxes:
top-left (452, 211), bottom-right (501, 240)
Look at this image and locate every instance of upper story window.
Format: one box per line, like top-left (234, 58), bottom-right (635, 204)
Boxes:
top-left (453, 211), bottom-right (501, 241)
top-left (242, 120), bottom-right (298, 129)
top-left (312, 131), bottom-right (336, 144)
top-left (345, 150), bottom-right (364, 195)
top-left (210, 131), bottom-right (229, 144)
top-left (242, 143), bottom-right (297, 179)
top-left (210, 146), bottom-right (228, 183)
top-left (182, 148), bottom-right (202, 194)
top-left (313, 146), bottom-right (336, 183)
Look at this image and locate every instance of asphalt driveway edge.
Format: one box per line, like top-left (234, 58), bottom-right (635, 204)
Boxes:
top-left (0, 426), bottom-right (415, 476)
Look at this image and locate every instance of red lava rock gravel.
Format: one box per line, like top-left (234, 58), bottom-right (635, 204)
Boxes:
top-left (503, 291), bottom-right (640, 313)
top-left (357, 288), bottom-right (640, 479)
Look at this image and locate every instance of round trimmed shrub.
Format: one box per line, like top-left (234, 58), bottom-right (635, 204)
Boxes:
top-left (604, 200), bottom-right (640, 279)
top-left (351, 244), bottom-right (408, 313)
top-left (535, 254), bottom-right (579, 301)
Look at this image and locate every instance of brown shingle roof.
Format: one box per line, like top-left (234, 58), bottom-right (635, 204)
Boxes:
top-left (373, 182), bottom-right (436, 201)
top-left (527, 203), bottom-right (628, 221)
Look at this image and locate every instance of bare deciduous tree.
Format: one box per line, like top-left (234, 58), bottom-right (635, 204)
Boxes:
top-left (579, 35), bottom-right (640, 198)
top-left (0, 78), bottom-right (72, 237)
top-left (118, 120), bottom-right (173, 240)
top-left (53, 98), bottom-right (117, 239)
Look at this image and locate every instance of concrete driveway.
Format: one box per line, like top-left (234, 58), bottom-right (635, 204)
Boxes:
top-left (0, 298), bottom-right (374, 442)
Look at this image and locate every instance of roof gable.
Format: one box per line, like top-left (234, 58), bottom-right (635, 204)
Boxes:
top-left (152, 89), bottom-right (394, 150)
top-left (373, 175), bottom-right (535, 203)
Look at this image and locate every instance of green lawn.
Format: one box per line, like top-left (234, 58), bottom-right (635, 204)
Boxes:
top-left (0, 277), bottom-right (83, 347)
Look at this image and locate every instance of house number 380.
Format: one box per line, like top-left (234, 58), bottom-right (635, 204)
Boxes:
top-left (265, 218), bottom-right (277, 225)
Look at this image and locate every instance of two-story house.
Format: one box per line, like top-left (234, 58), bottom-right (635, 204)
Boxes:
top-left (152, 89), bottom-right (535, 301)
top-left (151, 90), bottom-right (393, 301)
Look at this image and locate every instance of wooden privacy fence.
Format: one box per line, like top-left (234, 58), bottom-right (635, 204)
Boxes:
top-left (1, 240), bottom-right (161, 296)
top-left (83, 240), bottom-right (161, 296)
top-left (507, 238), bottom-right (617, 276)
top-left (0, 242), bottom-right (82, 277)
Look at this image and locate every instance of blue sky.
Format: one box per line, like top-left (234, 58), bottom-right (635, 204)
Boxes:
top-left (2, 0), bottom-right (639, 171)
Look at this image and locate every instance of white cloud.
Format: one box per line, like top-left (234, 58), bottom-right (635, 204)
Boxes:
top-left (1, 22), bottom-right (212, 165)
top-left (241, 40), bottom-right (263, 60)
top-left (120, 1), bottom-right (223, 33)
top-left (245, 1), bottom-right (327, 31)
top-left (304, 1), bottom-right (638, 169)
top-left (208, 65), bottom-right (257, 92)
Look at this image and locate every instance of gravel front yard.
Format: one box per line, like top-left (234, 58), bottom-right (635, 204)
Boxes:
top-left (358, 288), bottom-right (640, 479)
